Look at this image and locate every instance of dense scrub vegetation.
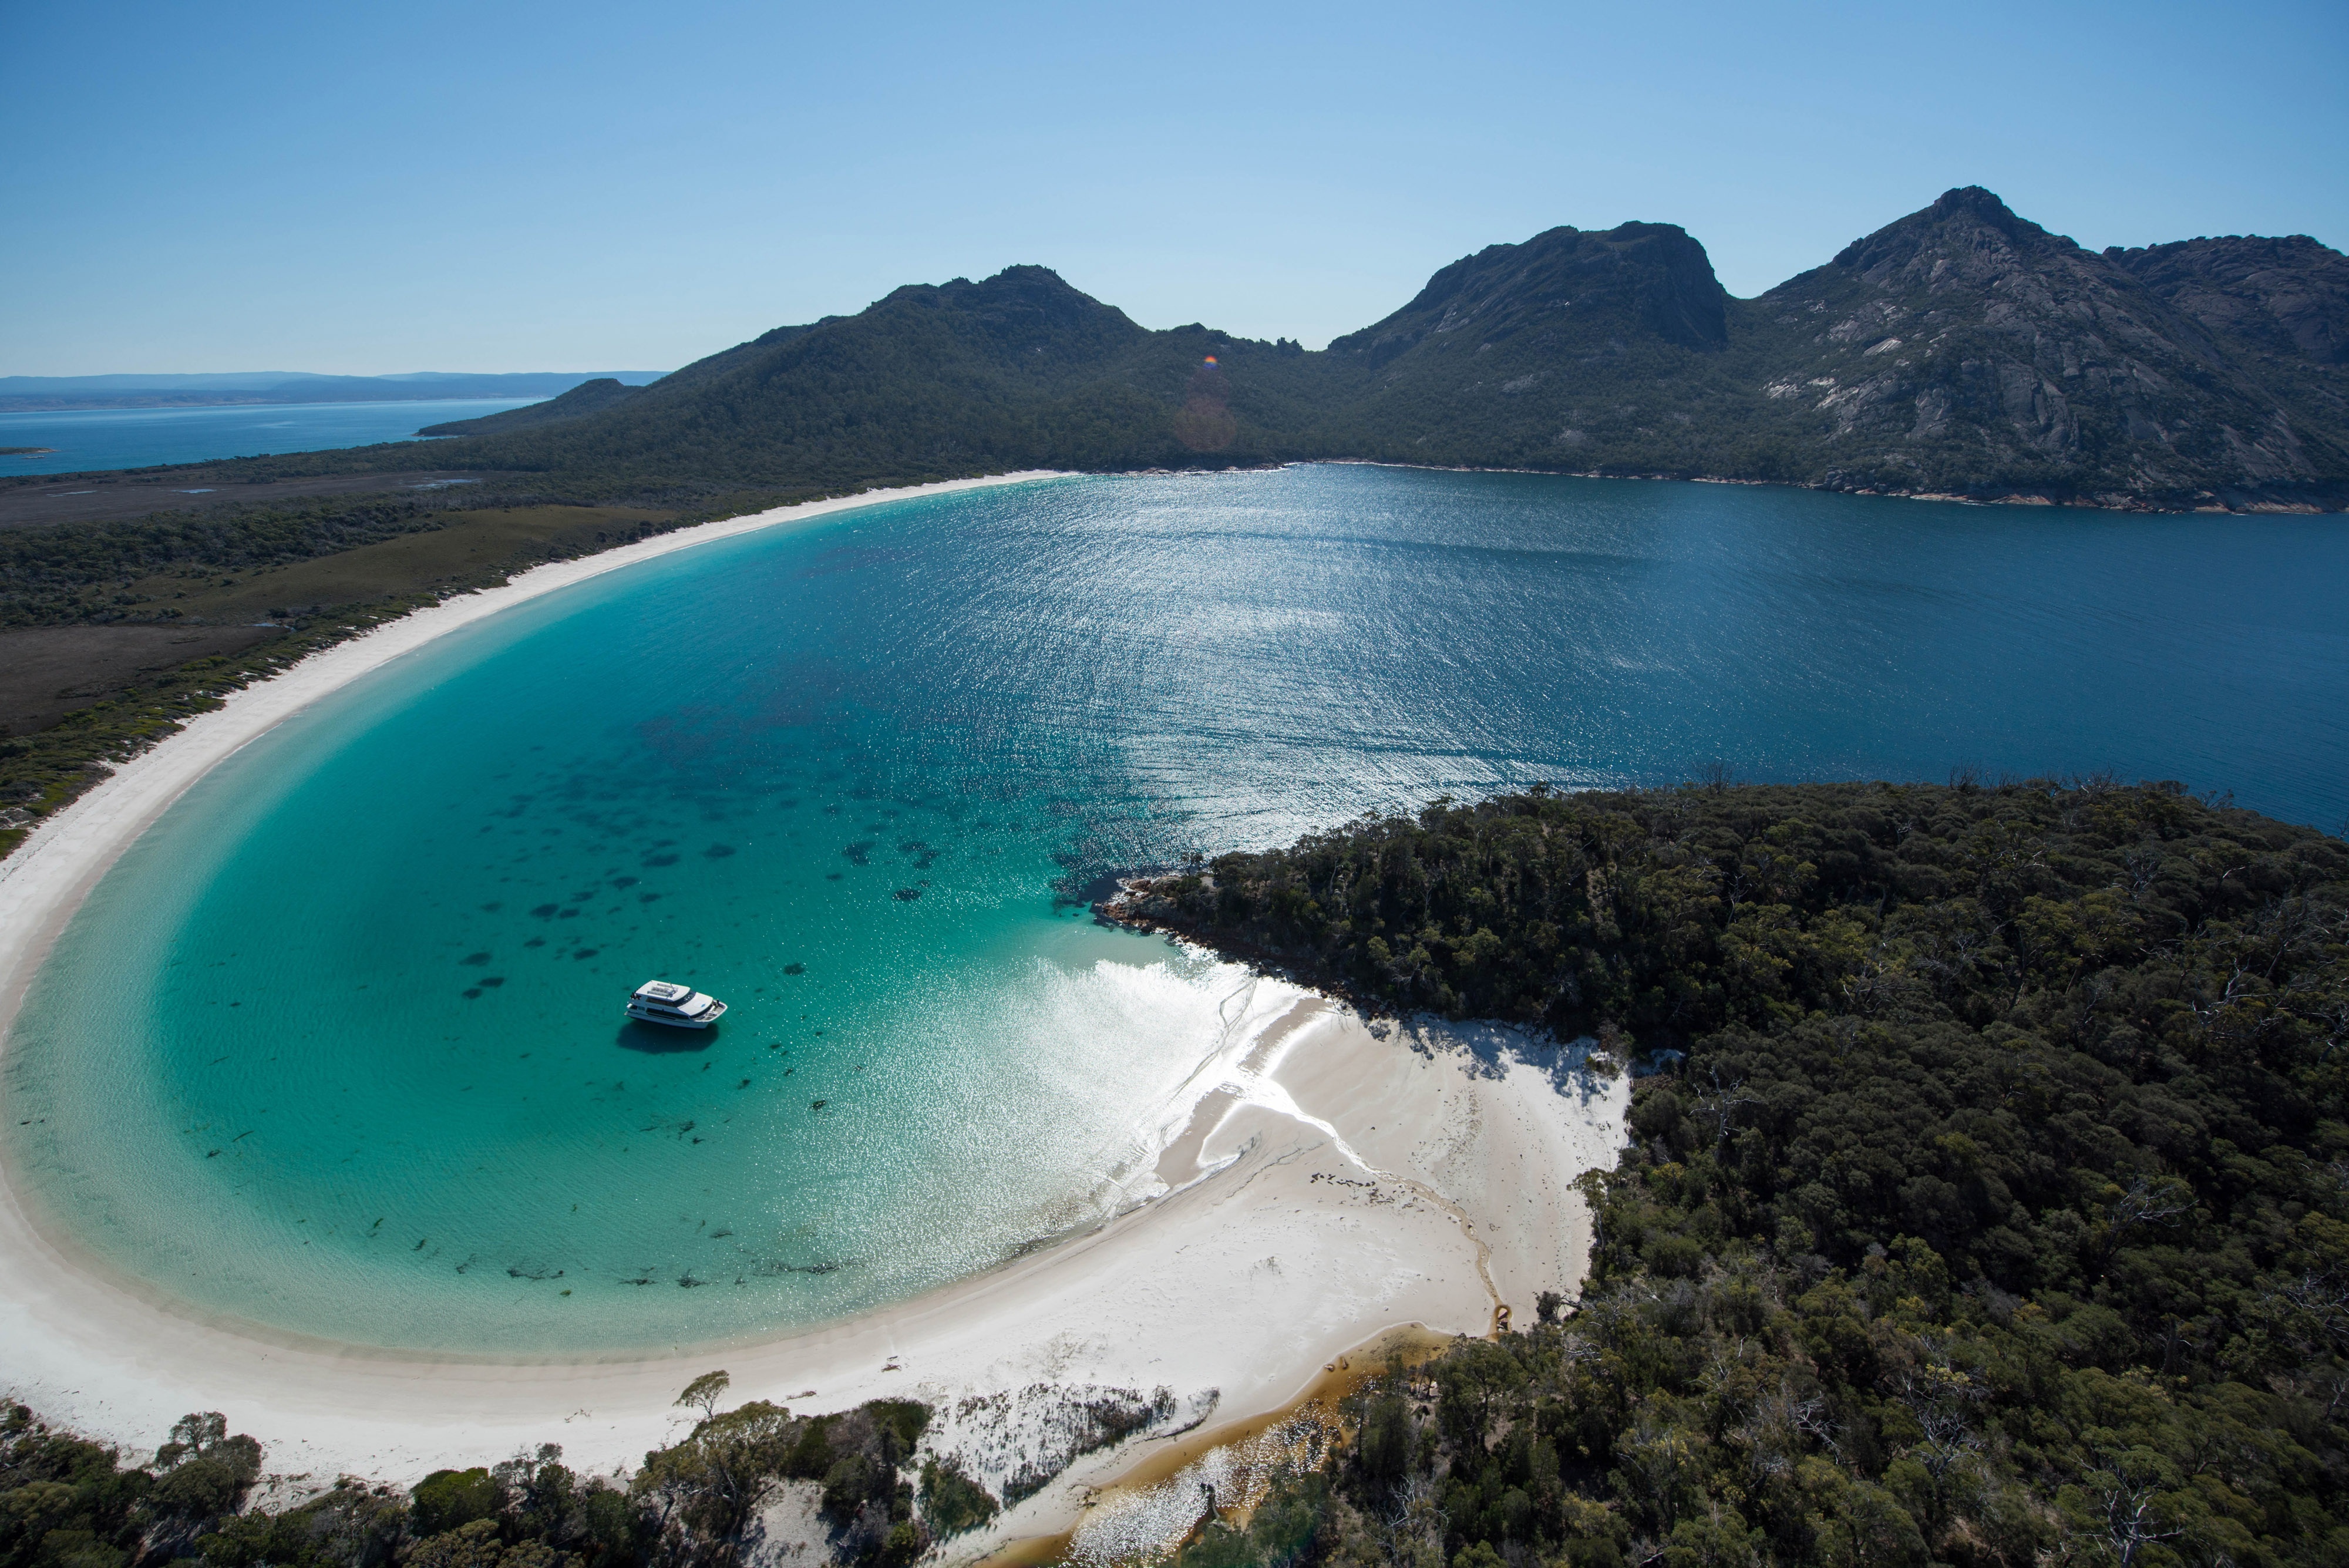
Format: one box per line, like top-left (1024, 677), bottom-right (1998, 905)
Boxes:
top-left (1135, 779), bottom-right (2348, 1567)
top-left (0, 498), bottom-right (482, 628)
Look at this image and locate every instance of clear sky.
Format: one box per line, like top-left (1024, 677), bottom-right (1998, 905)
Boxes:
top-left (5, 0), bottom-right (2343, 375)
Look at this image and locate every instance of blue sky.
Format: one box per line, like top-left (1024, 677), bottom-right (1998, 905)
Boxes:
top-left (5, 0), bottom-right (2342, 374)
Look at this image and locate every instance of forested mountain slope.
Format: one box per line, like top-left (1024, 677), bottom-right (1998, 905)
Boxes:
top-left (1304, 221), bottom-right (1785, 477)
top-left (1113, 778), bottom-right (2349, 1567)
top-left (416, 377), bottom-right (644, 436)
top-left (408, 267), bottom-right (1334, 486)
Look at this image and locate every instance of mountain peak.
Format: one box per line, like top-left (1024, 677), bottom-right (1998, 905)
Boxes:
top-left (1328, 218), bottom-right (1729, 366)
top-left (1831, 185), bottom-right (2066, 274)
top-left (1928, 185), bottom-right (2022, 226)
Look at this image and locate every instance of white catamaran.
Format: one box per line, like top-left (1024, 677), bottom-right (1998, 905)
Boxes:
top-left (625, 980), bottom-right (728, 1029)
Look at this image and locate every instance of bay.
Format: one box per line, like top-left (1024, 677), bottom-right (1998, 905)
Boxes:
top-left (6, 465), bottom-right (2345, 1354)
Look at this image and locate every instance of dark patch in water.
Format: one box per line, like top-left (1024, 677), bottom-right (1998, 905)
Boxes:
top-left (618, 1023), bottom-right (712, 1054)
top-left (642, 853), bottom-right (680, 867)
top-left (530, 903), bottom-right (559, 918)
top-left (825, 872), bottom-right (843, 881)
top-left (558, 907), bottom-right (580, 918)
top-left (840, 842), bottom-right (873, 866)
top-left (482, 977), bottom-right (504, 988)
top-left (525, 937), bottom-right (547, 948)
top-left (460, 952), bottom-right (492, 965)
top-left (782, 963), bottom-right (805, 975)
top-left (810, 1099), bottom-right (828, 1110)
top-left (893, 888), bottom-right (923, 901)
top-left (575, 948), bottom-right (598, 960)
top-left (463, 987), bottom-right (483, 999)
top-left (612, 876), bottom-right (639, 889)
top-left (704, 843), bottom-right (736, 859)
top-left (640, 892), bottom-right (663, 903)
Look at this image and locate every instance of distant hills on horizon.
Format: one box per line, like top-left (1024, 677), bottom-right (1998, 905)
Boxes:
top-left (45, 188), bottom-right (2349, 511)
top-left (0, 370), bottom-right (669, 413)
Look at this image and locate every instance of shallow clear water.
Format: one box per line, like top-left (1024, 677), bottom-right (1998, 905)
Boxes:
top-left (8, 466), bottom-right (2347, 1353)
top-left (0, 399), bottom-right (536, 473)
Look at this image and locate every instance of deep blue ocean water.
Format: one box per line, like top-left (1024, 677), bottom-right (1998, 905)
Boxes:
top-left (0, 399), bottom-right (538, 473)
top-left (8, 465), bottom-right (2346, 1352)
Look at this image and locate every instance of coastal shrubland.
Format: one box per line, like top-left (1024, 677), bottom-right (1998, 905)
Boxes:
top-left (0, 1393), bottom-right (951, 1568)
top-left (1125, 778), bottom-right (2348, 1567)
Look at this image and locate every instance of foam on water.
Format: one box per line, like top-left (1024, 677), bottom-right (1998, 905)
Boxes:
top-left (6, 466), bottom-right (2347, 1354)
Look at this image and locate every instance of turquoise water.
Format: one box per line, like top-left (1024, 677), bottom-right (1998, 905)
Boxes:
top-left (8, 466), bottom-right (2348, 1353)
top-left (0, 399), bottom-right (537, 473)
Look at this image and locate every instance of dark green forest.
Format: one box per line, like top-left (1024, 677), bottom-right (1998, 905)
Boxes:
top-left (1118, 779), bottom-right (2347, 1567)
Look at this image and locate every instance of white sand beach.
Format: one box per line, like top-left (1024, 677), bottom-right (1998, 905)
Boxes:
top-left (0, 470), bottom-right (1629, 1532)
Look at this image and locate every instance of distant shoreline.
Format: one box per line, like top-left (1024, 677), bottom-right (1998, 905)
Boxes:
top-left (0, 447), bottom-right (57, 456)
top-left (0, 396), bottom-right (543, 415)
top-left (1310, 457), bottom-right (2345, 514)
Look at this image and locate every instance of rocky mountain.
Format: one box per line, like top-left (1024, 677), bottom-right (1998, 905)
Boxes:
top-left (314, 190), bottom-right (2347, 511)
top-left (2106, 231), bottom-right (2349, 446)
top-left (1304, 222), bottom-right (1767, 474)
top-left (1303, 188), bottom-right (2348, 506)
top-left (1731, 187), bottom-right (2347, 505)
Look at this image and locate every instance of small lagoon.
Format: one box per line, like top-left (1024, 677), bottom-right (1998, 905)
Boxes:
top-left (6, 466), bottom-right (2345, 1352)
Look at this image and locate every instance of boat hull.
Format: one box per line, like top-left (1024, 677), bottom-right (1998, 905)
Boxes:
top-left (625, 1000), bottom-right (726, 1028)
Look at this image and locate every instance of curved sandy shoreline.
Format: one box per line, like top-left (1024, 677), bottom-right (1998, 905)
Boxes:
top-left (0, 468), bottom-right (1628, 1529)
top-left (0, 470), bottom-right (1066, 1022)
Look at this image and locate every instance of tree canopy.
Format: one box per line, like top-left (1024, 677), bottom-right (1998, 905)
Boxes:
top-left (1129, 779), bottom-right (2348, 1567)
